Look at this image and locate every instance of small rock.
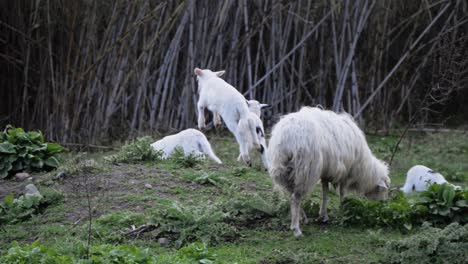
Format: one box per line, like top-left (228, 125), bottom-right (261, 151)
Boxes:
top-left (144, 183), bottom-right (153, 189)
top-left (56, 171), bottom-right (67, 180)
top-left (27, 177), bottom-right (34, 181)
top-left (130, 180), bottom-right (136, 184)
top-left (15, 172), bottom-right (30, 182)
top-left (24, 184), bottom-right (42, 198)
top-left (158, 237), bottom-right (170, 247)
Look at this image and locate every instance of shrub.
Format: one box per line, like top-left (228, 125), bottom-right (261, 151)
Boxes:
top-left (340, 184), bottom-right (467, 230)
top-left (149, 201), bottom-right (237, 248)
top-left (0, 125), bottom-right (65, 179)
top-left (105, 136), bottom-right (161, 164)
top-left (382, 223), bottom-right (468, 264)
top-left (169, 147), bottom-right (203, 168)
top-left (0, 188), bottom-right (63, 226)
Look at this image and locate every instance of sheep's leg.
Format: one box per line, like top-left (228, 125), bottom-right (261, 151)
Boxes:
top-left (290, 192), bottom-right (303, 237)
top-left (213, 112), bottom-right (223, 129)
top-left (239, 141), bottom-right (251, 166)
top-left (236, 127), bottom-right (251, 166)
top-left (237, 153), bottom-right (242, 161)
top-left (339, 185), bottom-right (345, 206)
top-left (318, 181), bottom-right (330, 223)
top-left (301, 208), bottom-right (309, 224)
top-left (197, 103), bottom-right (206, 130)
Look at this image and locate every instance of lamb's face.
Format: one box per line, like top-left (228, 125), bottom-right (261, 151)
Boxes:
top-left (246, 100), bottom-right (270, 118)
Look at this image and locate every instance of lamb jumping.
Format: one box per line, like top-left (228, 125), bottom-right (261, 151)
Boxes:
top-left (194, 67), bottom-right (262, 166)
top-left (150, 129), bottom-right (222, 164)
top-left (268, 107), bottom-right (390, 237)
top-left (400, 165), bottom-right (461, 193)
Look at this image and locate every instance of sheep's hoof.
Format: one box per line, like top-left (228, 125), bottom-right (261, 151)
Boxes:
top-left (316, 215), bottom-right (329, 224)
top-left (292, 229), bottom-right (303, 238)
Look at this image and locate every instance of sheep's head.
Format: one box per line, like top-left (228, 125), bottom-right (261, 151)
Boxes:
top-left (194, 68), bottom-right (225, 82)
top-left (246, 100), bottom-right (270, 117)
top-left (364, 159), bottom-right (390, 201)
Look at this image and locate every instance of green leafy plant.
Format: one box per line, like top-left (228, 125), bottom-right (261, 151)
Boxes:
top-left (1, 241), bottom-right (72, 264)
top-left (0, 125), bottom-right (65, 178)
top-left (183, 172), bottom-right (227, 186)
top-left (0, 194), bottom-right (43, 225)
top-left (0, 241), bottom-right (156, 264)
top-left (169, 147), bottom-right (203, 168)
top-left (409, 183), bottom-right (467, 224)
top-left (340, 184), bottom-right (467, 230)
top-left (0, 189), bottom-right (63, 226)
top-left (148, 200), bottom-right (237, 248)
top-left (105, 136), bottom-right (161, 164)
top-left (382, 222), bottom-right (468, 264)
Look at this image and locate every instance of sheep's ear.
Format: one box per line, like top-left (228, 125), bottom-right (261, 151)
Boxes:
top-left (194, 68), bottom-right (203, 76)
top-left (377, 180), bottom-right (388, 190)
top-left (260, 104), bottom-right (270, 109)
top-left (214, 70), bottom-right (225, 77)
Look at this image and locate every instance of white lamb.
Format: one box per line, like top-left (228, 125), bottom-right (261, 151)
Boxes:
top-left (194, 68), bottom-right (261, 166)
top-left (268, 107), bottom-right (390, 237)
top-left (236, 100), bottom-right (270, 169)
top-left (213, 99), bottom-right (270, 169)
top-left (400, 165), bottom-right (461, 193)
top-left (150, 129), bottom-right (222, 164)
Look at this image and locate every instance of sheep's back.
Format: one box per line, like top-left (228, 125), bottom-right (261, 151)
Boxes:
top-left (269, 107), bottom-right (372, 184)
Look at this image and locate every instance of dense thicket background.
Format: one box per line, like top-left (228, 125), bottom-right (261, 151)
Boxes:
top-left (1, 0), bottom-right (467, 144)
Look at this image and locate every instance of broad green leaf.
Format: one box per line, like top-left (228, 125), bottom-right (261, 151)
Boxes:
top-left (27, 131), bottom-right (44, 143)
top-left (46, 143), bottom-right (65, 155)
top-left (0, 141), bottom-right (16, 154)
top-left (45, 156), bottom-right (60, 167)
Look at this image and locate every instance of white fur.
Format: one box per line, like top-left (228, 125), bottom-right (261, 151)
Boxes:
top-left (400, 165), bottom-right (461, 193)
top-left (150, 129), bottom-right (222, 164)
top-left (195, 68), bottom-right (261, 166)
top-left (267, 107), bottom-right (390, 237)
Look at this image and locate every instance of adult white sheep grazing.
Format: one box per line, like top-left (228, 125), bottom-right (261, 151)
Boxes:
top-left (194, 67), bottom-right (261, 166)
top-left (268, 107), bottom-right (390, 237)
top-left (150, 129), bottom-right (222, 164)
top-left (400, 165), bottom-right (461, 193)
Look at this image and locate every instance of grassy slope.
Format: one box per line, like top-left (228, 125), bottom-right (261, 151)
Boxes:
top-left (0, 131), bottom-right (467, 263)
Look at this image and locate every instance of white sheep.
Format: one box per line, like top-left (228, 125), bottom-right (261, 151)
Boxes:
top-left (150, 129), bottom-right (222, 164)
top-left (268, 107), bottom-right (390, 237)
top-left (236, 100), bottom-right (270, 169)
top-left (194, 68), bottom-right (261, 166)
top-left (212, 99), bottom-right (270, 169)
top-left (400, 165), bottom-right (461, 193)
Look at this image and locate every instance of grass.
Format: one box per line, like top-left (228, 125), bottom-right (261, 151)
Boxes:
top-left (0, 130), bottom-right (467, 263)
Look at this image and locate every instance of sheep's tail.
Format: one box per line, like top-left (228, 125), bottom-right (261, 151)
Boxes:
top-left (199, 138), bottom-right (222, 164)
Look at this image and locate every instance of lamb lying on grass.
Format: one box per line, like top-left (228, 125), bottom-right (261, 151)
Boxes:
top-left (401, 165), bottom-right (461, 193)
top-left (268, 107), bottom-right (390, 237)
top-left (194, 67), bottom-right (261, 166)
top-left (150, 129), bottom-right (222, 164)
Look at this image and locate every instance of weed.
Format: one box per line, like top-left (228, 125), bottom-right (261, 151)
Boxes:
top-left (382, 222), bottom-right (468, 264)
top-left (105, 136), bottom-right (161, 164)
top-left (169, 147), bottom-right (203, 168)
